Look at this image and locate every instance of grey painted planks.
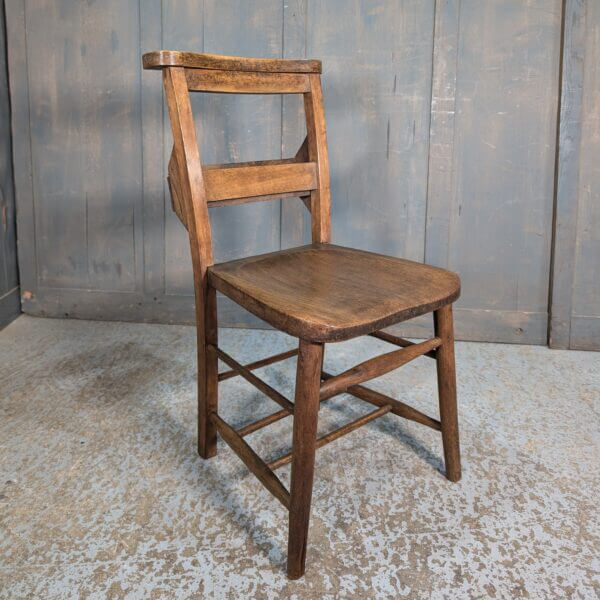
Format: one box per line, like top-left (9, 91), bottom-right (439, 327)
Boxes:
top-left (23, 1), bottom-right (141, 292)
top-left (550, 0), bottom-right (586, 348)
top-left (5, 0), bottom-right (598, 347)
top-left (305, 0), bottom-right (435, 262)
top-left (428, 0), bottom-right (561, 344)
top-left (550, 0), bottom-right (600, 350)
top-left (0, 0), bottom-right (20, 329)
top-left (568, 0), bottom-right (600, 350)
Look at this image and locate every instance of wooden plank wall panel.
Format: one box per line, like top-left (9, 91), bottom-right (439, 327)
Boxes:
top-left (424, 0), bottom-right (561, 344)
top-left (569, 0), bottom-right (600, 350)
top-left (139, 0), bottom-right (164, 298)
top-left (281, 0), bottom-right (310, 250)
top-left (549, 0), bottom-right (585, 349)
top-left (0, 0), bottom-right (20, 328)
top-left (304, 0), bottom-right (435, 262)
top-left (23, 0), bottom-right (141, 293)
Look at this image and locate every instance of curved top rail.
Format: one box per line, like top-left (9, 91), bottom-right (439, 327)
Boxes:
top-left (142, 50), bottom-right (322, 74)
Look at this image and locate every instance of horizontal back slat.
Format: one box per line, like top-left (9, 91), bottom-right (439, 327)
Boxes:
top-left (203, 161), bottom-right (318, 203)
top-left (186, 69), bottom-right (310, 94)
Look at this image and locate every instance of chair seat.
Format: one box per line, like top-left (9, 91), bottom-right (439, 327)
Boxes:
top-left (209, 243), bottom-right (460, 342)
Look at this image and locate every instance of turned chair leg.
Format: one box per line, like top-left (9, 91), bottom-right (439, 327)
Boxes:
top-left (434, 304), bottom-right (461, 482)
top-left (198, 285), bottom-right (219, 459)
top-left (287, 339), bottom-right (323, 579)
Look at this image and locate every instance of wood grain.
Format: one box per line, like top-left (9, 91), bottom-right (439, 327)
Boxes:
top-left (9, 2), bottom-right (568, 345)
top-left (569, 0), bottom-right (600, 351)
top-left (210, 244), bottom-right (460, 342)
top-left (151, 45), bottom-right (465, 581)
top-left (186, 69), bottom-right (310, 94)
top-left (0, 0), bottom-right (19, 329)
top-left (319, 337), bottom-right (441, 401)
top-left (434, 305), bottom-right (461, 482)
top-left (287, 339), bottom-right (323, 579)
top-left (203, 162), bottom-right (317, 203)
top-left (304, 74), bottom-right (331, 243)
top-left (143, 50), bottom-right (321, 73)
top-left (550, 0), bottom-right (600, 351)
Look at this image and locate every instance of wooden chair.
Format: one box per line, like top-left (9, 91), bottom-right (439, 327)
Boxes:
top-left (143, 50), bottom-right (461, 579)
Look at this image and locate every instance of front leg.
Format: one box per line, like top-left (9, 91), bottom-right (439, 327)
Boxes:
top-left (287, 339), bottom-right (324, 579)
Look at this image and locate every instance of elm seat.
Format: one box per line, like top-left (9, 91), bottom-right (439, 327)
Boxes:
top-left (209, 244), bottom-right (460, 342)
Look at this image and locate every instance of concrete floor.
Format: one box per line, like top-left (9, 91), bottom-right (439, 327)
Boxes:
top-left (0, 315), bottom-right (598, 599)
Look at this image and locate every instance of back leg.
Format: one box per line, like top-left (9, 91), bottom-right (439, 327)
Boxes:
top-left (434, 304), bottom-right (461, 482)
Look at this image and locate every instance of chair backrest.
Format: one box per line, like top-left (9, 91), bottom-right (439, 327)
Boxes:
top-left (142, 50), bottom-right (331, 275)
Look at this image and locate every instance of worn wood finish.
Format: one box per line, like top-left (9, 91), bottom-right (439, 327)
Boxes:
top-left (269, 405), bottom-right (392, 471)
top-left (421, 0), bottom-right (561, 346)
top-left (218, 347), bottom-right (298, 382)
top-left (0, 0), bottom-right (19, 329)
top-left (211, 412), bottom-right (291, 509)
top-left (163, 64), bottom-right (217, 459)
top-left (203, 162), bottom-right (317, 203)
top-left (143, 50), bottom-right (321, 73)
top-left (287, 339), bottom-right (323, 579)
top-left (321, 371), bottom-right (442, 432)
top-left (186, 69), bottom-right (310, 94)
top-left (167, 153), bottom-right (187, 228)
top-left (210, 244), bottom-right (459, 342)
top-left (434, 305), bottom-right (461, 482)
top-left (304, 74), bottom-right (331, 243)
top-left (570, 0), bottom-right (600, 351)
top-left (143, 47), bottom-right (465, 579)
top-left (9, 0), bottom-right (142, 297)
top-left (550, 0), bottom-right (600, 351)
top-left (214, 346), bottom-right (295, 413)
top-left (207, 192), bottom-right (310, 210)
top-left (319, 337), bottom-right (442, 401)
top-left (201, 287), bottom-right (219, 459)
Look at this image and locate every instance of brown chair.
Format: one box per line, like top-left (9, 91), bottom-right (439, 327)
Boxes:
top-left (143, 50), bottom-right (461, 579)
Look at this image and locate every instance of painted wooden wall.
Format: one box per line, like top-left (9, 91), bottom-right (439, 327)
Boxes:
top-left (4, 1), bottom-right (597, 348)
top-left (550, 0), bottom-right (600, 350)
top-left (0, 0), bottom-right (20, 329)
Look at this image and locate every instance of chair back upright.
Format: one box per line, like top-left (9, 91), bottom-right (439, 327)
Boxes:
top-left (142, 50), bottom-right (331, 277)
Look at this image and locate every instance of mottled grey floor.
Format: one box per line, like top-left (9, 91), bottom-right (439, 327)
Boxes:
top-left (0, 316), bottom-right (598, 599)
